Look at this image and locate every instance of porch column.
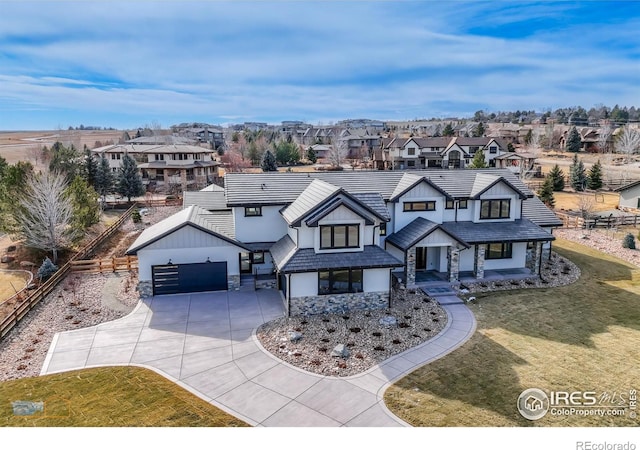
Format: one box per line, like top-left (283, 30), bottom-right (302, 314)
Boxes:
top-left (406, 246), bottom-right (416, 288)
top-left (474, 245), bottom-right (485, 279)
top-left (532, 242), bottom-right (543, 275)
top-left (448, 246), bottom-right (460, 282)
top-left (181, 169), bottom-right (187, 190)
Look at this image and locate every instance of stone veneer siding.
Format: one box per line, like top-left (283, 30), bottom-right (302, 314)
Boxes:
top-left (474, 245), bottom-right (485, 279)
top-left (227, 275), bottom-right (240, 291)
top-left (526, 242), bottom-right (543, 275)
top-left (406, 247), bottom-right (416, 287)
top-left (288, 291), bottom-right (389, 316)
top-left (448, 247), bottom-right (460, 282)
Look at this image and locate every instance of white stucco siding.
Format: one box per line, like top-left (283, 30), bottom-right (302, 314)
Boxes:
top-left (385, 244), bottom-right (405, 265)
top-left (141, 225), bottom-right (232, 250)
top-left (233, 205), bottom-right (288, 242)
top-left (297, 224), bottom-right (315, 249)
top-left (364, 268), bottom-right (391, 292)
top-left (290, 272), bottom-right (318, 297)
top-left (618, 185), bottom-right (640, 208)
top-left (415, 229), bottom-right (458, 247)
top-left (459, 246), bottom-right (475, 271)
top-left (482, 181), bottom-right (520, 197)
top-left (394, 185), bottom-right (446, 229)
top-left (137, 246), bottom-right (241, 281)
top-left (483, 242), bottom-right (527, 270)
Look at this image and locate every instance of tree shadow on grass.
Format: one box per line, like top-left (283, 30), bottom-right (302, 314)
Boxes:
top-left (386, 333), bottom-right (531, 426)
top-left (472, 245), bottom-right (640, 348)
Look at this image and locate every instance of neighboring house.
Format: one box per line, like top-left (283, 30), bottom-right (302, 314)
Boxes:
top-left (494, 152), bottom-right (541, 177)
top-left (615, 181), bottom-right (640, 209)
top-left (92, 142), bottom-right (219, 191)
top-left (127, 169), bottom-right (562, 316)
top-left (374, 137), bottom-right (508, 170)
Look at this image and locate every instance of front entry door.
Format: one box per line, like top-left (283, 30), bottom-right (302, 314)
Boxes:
top-left (416, 247), bottom-right (427, 271)
top-left (240, 252), bottom-right (252, 274)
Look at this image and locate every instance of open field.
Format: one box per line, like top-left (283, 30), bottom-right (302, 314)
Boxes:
top-left (553, 190), bottom-right (620, 213)
top-left (385, 238), bottom-right (640, 427)
top-left (0, 271), bottom-right (31, 303)
top-left (0, 130), bottom-right (124, 165)
top-left (0, 366), bottom-right (248, 427)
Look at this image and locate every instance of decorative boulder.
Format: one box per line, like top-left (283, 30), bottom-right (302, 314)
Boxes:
top-left (379, 316), bottom-right (397, 328)
top-left (288, 331), bottom-right (302, 342)
top-left (1, 255), bottom-right (15, 263)
top-left (331, 344), bottom-right (349, 358)
top-left (20, 261), bottom-right (36, 268)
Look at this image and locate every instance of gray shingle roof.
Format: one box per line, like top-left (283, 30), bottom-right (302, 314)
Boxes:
top-left (469, 173), bottom-right (528, 199)
top-left (271, 238), bottom-right (402, 273)
top-left (522, 197), bottom-right (563, 227)
top-left (304, 196), bottom-right (380, 226)
top-left (281, 179), bottom-right (341, 225)
top-left (223, 169), bottom-right (533, 206)
top-left (126, 206), bottom-right (246, 254)
top-left (351, 193), bottom-right (390, 221)
top-left (385, 217), bottom-right (468, 250)
top-left (440, 219), bottom-right (555, 244)
top-left (183, 191), bottom-right (229, 211)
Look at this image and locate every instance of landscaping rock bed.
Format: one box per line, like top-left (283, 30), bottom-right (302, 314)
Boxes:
top-left (256, 288), bottom-right (447, 377)
top-left (0, 272), bottom-right (139, 382)
top-left (555, 228), bottom-right (640, 268)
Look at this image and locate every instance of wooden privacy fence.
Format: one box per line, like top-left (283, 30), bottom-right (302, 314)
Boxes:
top-left (0, 203), bottom-right (138, 340)
top-left (70, 256), bottom-right (138, 273)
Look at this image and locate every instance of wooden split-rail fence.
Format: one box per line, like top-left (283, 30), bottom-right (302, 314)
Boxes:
top-left (70, 256), bottom-right (138, 274)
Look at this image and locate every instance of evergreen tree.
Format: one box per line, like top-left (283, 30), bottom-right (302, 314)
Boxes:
top-left (37, 257), bottom-right (58, 281)
top-left (247, 141), bottom-right (260, 166)
top-left (468, 149), bottom-right (488, 168)
top-left (82, 145), bottom-right (99, 189)
top-left (569, 153), bottom-right (586, 191)
top-left (261, 150), bottom-right (278, 172)
top-left (307, 147), bottom-right (317, 164)
top-left (49, 142), bottom-right (81, 181)
top-left (507, 142), bottom-right (515, 152)
top-left (622, 233), bottom-right (636, 249)
top-left (566, 126), bottom-right (582, 153)
top-left (116, 154), bottom-right (145, 202)
top-left (95, 156), bottom-right (114, 202)
top-left (548, 164), bottom-right (565, 191)
top-left (537, 176), bottom-right (555, 208)
top-left (65, 175), bottom-right (100, 234)
top-left (524, 129), bottom-right (533, 145)
top-left (442, 123), bottom-right (455, 137)
top-left (473, 122), bottom-right (485, 137)
top-left (587, 159), bottom-right (603, 190)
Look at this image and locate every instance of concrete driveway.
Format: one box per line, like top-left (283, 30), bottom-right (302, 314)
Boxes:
top-left (41, 289), bottom-right (475, 427)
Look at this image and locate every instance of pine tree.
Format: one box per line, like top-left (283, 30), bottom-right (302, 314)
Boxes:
top-left (524, 129), bottom-right (533, 145)
top-left (537, 176), bottom-right (555, 208)
top-left (622, 233), bottom-right (636, 249)
top-left (587, 160), bottom-right (603, 190)
top-left (548, 164), bottom-right (565, 191)
top-left (569, 153), bottom-right (586, 191)
top-left (116, 154), bottom-right (145, 202)
top-left (37, 257), bottom-right (58, 281)
top-left (442, 123), bottom-right (455, 137)
top-left (261, 150), bottom-right (278, 172)
top-left (473, 122), bottom-right (485, 137)
top-left (95, 156), bottom-right (114, 204)
top-left (307, 147), bottom-right (317, 164)
top-left (507, 142), bottom-right (515, 152)
top-left (566, 126), bottom-right (582, 153)
top-left (65, 175), bottom-right (100, 234)
top-left (468, 148), bottom-right (488, 168)
top-left (83, 145), bottom-right (99, 188)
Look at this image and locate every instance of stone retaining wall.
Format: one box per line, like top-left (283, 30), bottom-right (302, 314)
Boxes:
top-left (288, 291), bottom-right (389, 316)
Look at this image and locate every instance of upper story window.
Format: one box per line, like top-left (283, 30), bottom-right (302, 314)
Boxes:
top-left (408, 148), bottom-right (416, 156)
top-left (110, 153), bottom-right (121, 160)
top-left (486, 242), bottom-right (512, 259)
top-left (244, 206), bottom-right (262, 217)
top-left (379, 222), bottom-right (387, 236)
top-left (430, 147), bottom-right (439, 152)
top-left (320, 224), bottom-right (359, 249)
top-left (480, 199), bottom-right (510, 219)
top-left (470, 146), bottom-right (479, 154)
top-left (403, 201), bottom-right (436, 212)
top-left (489, 146), bottom-right (498, 154)
top-left (155, 154), bottom-right (164, 161)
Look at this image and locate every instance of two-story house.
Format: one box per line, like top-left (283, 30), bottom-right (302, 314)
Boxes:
top-left (126, 170), bottom-right (561, 316)
top-left (375, 137), bottom-right (508, 170)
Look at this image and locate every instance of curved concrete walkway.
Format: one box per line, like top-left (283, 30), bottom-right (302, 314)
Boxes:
top-left (40, 289), bottom-right (476, 427)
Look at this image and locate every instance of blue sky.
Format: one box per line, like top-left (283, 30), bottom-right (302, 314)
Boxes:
top-left (0, 0), bottom-right (639, 130)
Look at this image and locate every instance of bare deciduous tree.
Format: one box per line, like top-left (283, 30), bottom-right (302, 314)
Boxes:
top-left (615, 125), bottom-right (640, 163)
top-left (597, 123), bottom-right (613, 153)
top-left (16, 171), bottom-right (76, 263)
top-left (328, 137), bottom-right (349, 168)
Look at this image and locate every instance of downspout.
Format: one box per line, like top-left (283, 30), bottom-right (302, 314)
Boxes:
top-left (373, 224), bottom-right (378, 245)
top-left (287, 273), bottom-right (291, 317)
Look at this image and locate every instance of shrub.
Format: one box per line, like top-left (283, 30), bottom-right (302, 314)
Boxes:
top-left (131, 209), bottom-right (142, 223)
top-left (37, 257), bottom-right (58, 281)
top-left (622, 233), bottom-right (636, 249)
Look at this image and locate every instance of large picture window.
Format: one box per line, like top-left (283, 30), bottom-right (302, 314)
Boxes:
top-left (318, 269), bottom-right (363, 294)
top-left (486, 243), bottom-right (513, 259)
top-left (320, 224), bottom-right (359, 249)
top-left (403, 201), bottom-right (436, 212)
top-left (480, 199), bottom-right (510, 219)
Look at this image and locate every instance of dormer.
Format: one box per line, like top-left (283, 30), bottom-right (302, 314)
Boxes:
top-left (280, 179), bottom-right (390, 253)
top-left (389, 173), bottom-right (452, 229)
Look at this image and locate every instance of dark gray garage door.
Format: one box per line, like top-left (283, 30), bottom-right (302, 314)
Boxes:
top-left (152, 262), bottom-right (227, 295)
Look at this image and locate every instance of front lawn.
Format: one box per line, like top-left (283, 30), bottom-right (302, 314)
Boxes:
top-left (384, 238), bottom-right (640, 426)
top-left (0, 366), bottom-right (248, 427)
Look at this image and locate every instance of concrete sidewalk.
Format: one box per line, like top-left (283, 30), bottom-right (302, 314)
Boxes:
top-left (40, 289), bottom-right (476, 427)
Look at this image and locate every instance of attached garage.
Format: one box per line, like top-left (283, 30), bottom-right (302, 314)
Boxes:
top-left (152, 261), bottom-right (228, 295)
top-left (127, 206), bottom-right (249, 294)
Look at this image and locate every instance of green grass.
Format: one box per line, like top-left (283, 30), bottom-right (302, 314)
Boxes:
top-left (385, 238), bottom-right (640, 427)
top-left (0, 366), bottom-right (249, 427)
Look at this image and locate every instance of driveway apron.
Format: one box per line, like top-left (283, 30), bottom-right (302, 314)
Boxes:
top-left (41, 289), bottom-right (475, 427)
